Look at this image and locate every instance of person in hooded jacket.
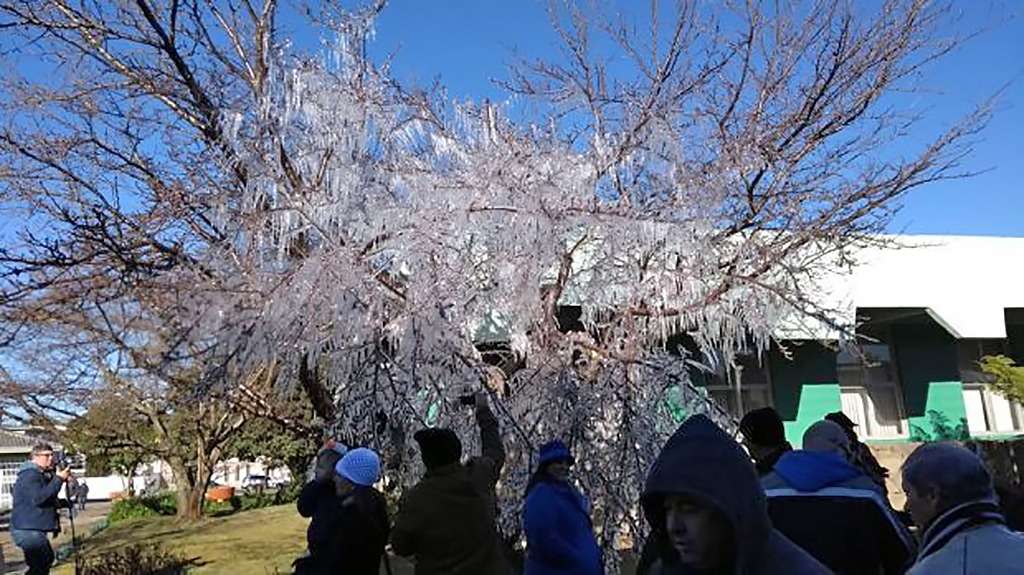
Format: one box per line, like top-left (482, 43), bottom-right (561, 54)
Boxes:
top-left (902, 442), bottom-right (1024, 574)
top-left (294, 447), bottom-right (390, 575)
top-left (825, 411), bottom-right (890, 495)
top-left (10, 444), bottom-right (72, 575)
top-left (637, 414), bottom-right (828, 575)
top-left (761, 420), bottom-right (914, 574)
top-left (391, 392), bottom-right (507, 575)
top-left (522, 440), bottom-right (602, 575)
top-left (739, 408), bottom-right (793, 477)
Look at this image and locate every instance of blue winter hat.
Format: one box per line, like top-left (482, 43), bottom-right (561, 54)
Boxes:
top-left (537, 440), bottom-right (574, 468)
top-left (335, 447), bottom-right (381, 487)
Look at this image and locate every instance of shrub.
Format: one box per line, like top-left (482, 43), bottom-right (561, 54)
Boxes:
top-left (76, 544), bottom-right (189, 575)
top-left (204, 495), bottom-right (242, 517)
top-left (108, 493), bottom-right (178, 524)
top-left (273, 482), bottom-right (303, 505)
top-left (240, 492), bottom-right (276, 511)
top-left (141, 492), bottom-right (178, 515)
top-left (108, 498), bottom-right (159, 524)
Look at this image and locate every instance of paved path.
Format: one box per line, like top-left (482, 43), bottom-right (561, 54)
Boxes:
top-left (1, 502), bottom-right (112, 574)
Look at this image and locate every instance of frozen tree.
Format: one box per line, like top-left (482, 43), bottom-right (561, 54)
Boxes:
top-left (0, 0), bottom-right (992, 557)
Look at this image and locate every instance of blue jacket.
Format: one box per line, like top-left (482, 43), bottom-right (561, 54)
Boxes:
top-left (762, 450), bottom-right (914, 574)
top-left (523, 480), bottom-right (602, 575)
top-left (11, 462), bottom-right (64, 532)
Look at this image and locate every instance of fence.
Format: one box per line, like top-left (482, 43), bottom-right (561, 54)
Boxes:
top-left (967, 438), bottom-right (1024, 489)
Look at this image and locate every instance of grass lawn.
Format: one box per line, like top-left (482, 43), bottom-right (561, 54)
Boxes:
top-left (53, 504), bottom-right (309, 575)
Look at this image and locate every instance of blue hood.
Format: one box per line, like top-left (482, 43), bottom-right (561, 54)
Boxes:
top-left (17, 461), bottom-right (38, 474)
top-left (774, 450), bottom-right (861, 492)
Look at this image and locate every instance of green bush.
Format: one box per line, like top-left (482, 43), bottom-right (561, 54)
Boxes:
top-left (108, 493), bottom-right (178, 524)
top-left (76, 544), bottom-right (190, 575)
top-left (108, 498), bottom-right (160, 524)
top-left (141, 492), bottom-right (178, 515)
top-left (273, 482), bottom-right (303, 505)
top-left (204, 495), bottom-right (242, 517)
top-left (239, 492), bottom-right (276, 511)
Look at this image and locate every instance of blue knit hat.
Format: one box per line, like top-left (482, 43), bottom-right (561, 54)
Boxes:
top-left (537, 440), bottom-right (574, 468)
top-left (335, 447), bottom-right (381, 486)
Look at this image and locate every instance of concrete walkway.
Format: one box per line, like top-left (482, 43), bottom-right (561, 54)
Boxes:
top-left (1, 502), bottom-right (112, 574)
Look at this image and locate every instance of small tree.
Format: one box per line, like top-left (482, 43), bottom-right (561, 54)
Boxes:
top-left (980, 355), bottom-right (1024, 405)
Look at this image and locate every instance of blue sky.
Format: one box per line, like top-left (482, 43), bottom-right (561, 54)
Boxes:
top-left (351, 1), bottom-right (1024, 237)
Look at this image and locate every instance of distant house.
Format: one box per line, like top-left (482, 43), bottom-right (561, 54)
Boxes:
top-left (1, 429), bottom-right (60, 510)
top-left (663, 235), bottom-right (1024, 444)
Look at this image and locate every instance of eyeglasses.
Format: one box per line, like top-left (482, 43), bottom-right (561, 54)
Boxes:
top-left (34, 452), bottom-right (54, 458)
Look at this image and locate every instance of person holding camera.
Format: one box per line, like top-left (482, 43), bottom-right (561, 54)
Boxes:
top-left (11, 443), bottom-right (72, 575)
top-left (391, 392), bottom-right (508, 575)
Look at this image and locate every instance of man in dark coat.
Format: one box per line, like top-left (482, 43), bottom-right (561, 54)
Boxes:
top-left (739, 408), bottom-right (792, 477)
top-left (825, 411), bottom-right (889, 494)
top-left (762, 420), bottom-right (914, 574)
top-left (638, 414), bottom-right (828, 575)
top-left (391, 393), bottom-right (507, 575)
top-left (10, 444), bottom-right (71, 575)
top-left (295, 448), bottom-right (389, 575)
top-left (75, 481), bottom-right (89, 511)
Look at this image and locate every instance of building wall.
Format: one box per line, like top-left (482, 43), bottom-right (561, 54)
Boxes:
top-left (890, 322), bottom-right (968, 441)
top-left (769, 341), bottom-right (841, 445)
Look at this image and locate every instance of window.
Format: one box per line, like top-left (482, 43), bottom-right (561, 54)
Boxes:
top-left (837, 344), bottom-right (907, 439)
top-left (959, 339), bottom-right (1024, 435)
top-left (700, 354), bottom-right (773, 419)
top-left (1, 461), bottom-right (19, 510)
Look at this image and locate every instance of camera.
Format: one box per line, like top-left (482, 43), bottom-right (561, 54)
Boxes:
top-left (52, 451), bottom-right (73, 475)
top-left (458, 394), bottom-right (476, 407)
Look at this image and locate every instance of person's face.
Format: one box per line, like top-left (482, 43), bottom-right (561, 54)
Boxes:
top-left (334, 475), bottom-right (354, 496)
top-left (664, 495), bottom-right (730, 570)
top-left (903, 479), bottom-right (940, 530)
top-left (546, 459), bottom-right (571, 482)
top-left (741, 438), bottom-right (774, 464)
top-left (32, 451), bottom-right (54, 470)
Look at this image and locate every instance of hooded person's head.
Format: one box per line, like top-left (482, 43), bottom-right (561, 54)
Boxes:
top-left (643, 415), bottom-right (771, 573)
top-left (413, 427), bottom-right (463, 471)
top-left (802, 420), bottom-right (851, 459)
top-left (739, 408), bottom-right (788, 465)
top-left (314, 444), bottom-right (346, 482)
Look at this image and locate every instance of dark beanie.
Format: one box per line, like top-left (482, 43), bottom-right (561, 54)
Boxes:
top-left (739, 407), bottom-right (787, 446)
top-left (413, 428), bottom-right (463, 470)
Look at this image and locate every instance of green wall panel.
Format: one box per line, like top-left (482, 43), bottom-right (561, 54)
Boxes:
top-left (908, 381), bottom-right (969, 441)
top-left (891, 322), bottom-right (968, 441)
top-left (783, 384), bottom-right (842, 445)
top-left (769, 342), bottom-right (841, 445)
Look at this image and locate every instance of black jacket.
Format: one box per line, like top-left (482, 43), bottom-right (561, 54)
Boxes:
top-left (10, 463), bottom-right (63, 532)
top-left (762, 450), bottom-right (914, 574)
top-left (297, 481), bottom-right (390, 575)
top-left (638, 415), bottom-right (829, 575)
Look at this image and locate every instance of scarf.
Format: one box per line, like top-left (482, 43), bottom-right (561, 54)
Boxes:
top-left (916, 499), bottom-right (1005, 563)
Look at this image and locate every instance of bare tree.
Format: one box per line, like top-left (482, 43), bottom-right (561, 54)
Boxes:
top-left (0, 0), bottom-right (992, 557)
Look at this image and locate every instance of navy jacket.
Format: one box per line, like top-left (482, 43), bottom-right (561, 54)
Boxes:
top-left (762, 450), bottom-right (914, 574)
top-left (296, 481), bottom-right (390, 575)
top-left (11, 462), bottom-right (63, 532)
top-left (638, 415), bottom-right (829, 575)
top-left (523, 479), bottom-right (602, 575)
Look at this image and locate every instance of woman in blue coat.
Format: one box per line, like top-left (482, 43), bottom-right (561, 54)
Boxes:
top-left (523, 440), bottom-right (602, 575)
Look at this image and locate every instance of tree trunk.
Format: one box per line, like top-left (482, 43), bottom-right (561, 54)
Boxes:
top-left (169, 457), bottom-right (213, 521)
top-left (175, 482), bottom-right (206, 521)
